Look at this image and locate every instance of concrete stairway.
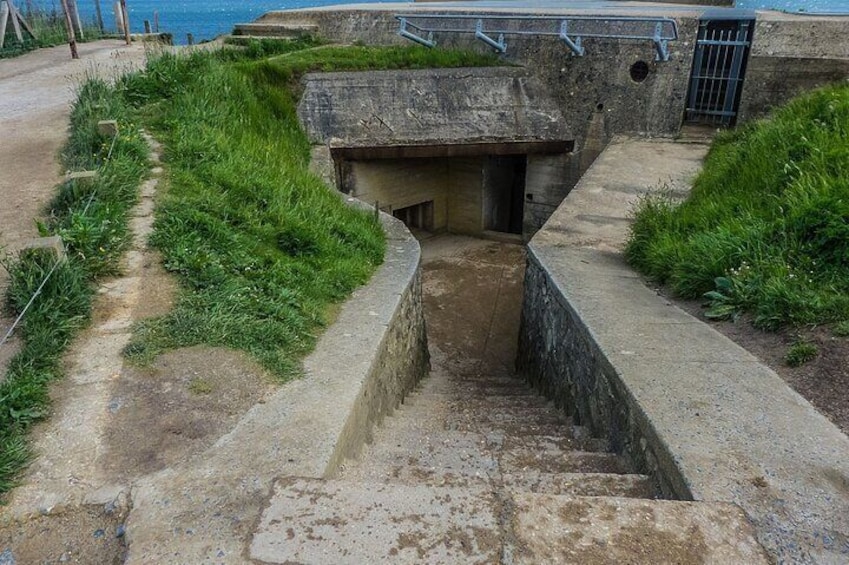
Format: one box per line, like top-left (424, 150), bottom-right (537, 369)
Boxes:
top-left (249, 237), bottom-right (767, 563)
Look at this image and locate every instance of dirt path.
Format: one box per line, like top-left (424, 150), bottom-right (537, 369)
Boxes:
top-left (0, 40), bottom-right (148, 376)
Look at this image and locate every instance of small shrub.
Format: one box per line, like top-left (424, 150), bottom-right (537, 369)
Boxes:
top-left (785, 341), bottom-right (818, 367)
top-left (834, 321), bottom-right (849, 337)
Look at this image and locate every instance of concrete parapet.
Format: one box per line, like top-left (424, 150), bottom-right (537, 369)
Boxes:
top-left (297, 67), bottom-right (572, 150)
top-left (518, 136), bottom-right (849, 563)
top-left (738, 13), bottom-right (849, 122)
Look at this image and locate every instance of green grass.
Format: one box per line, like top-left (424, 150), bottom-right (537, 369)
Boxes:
top-left (119, 42), bottom-right (500, 377)
top-left (834, 321), bottom-right (849, 338)
top-left (0, 77), bottom-right (148, 495)
top-left (626, 83), bottom-right (849, 330)
top-left (785, 340), bottom-right (819, 367)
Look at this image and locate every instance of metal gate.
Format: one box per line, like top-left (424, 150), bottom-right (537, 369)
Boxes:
top-left (685, 18), bottom-right (754, 126)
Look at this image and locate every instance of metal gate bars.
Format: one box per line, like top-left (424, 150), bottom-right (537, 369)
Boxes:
top-left (685, 18), bottom-right (754, 126)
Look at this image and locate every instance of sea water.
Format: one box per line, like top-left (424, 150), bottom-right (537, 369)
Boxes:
top-left (32, 0), bottom-right (849, 45)
top-left (736, 0), bottom-right (848, 12)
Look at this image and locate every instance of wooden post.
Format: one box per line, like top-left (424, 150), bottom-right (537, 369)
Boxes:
top-left (0, 2), bottom-right (10, 49)
top-left (58, 0), bottom-right (78, 59)
top-left (119, 0), bottom-right (129, 45)
top-left (67, 0), bottom-right (83, 39)
top-left (187, 32), bottom-right (193, 45)
top-left (153, 10), bottom-right (158, 32)
top-left (114, 1), bottom-right (122, 34)
top-left (93, 0), bottom-right (104, 33)
top-left (143, 19), bottom-right (149, 34)
top-left (8, 0), bottom-right (23, 42)
top-left (0, 0), bottom-right (36, 47)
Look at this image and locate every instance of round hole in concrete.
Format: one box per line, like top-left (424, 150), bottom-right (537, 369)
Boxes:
top-left (630, 60), bottom-right (650, 83)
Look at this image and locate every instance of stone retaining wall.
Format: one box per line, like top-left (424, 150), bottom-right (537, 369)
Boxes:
top-left (517, 255), bottom-right (686, 498)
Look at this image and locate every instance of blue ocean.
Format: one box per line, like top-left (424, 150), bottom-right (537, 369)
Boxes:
top-left (32, 0), bottom-right (849, 45)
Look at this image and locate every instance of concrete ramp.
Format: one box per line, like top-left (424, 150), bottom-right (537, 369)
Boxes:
top-left (297, 67), bottom-right (573, 157)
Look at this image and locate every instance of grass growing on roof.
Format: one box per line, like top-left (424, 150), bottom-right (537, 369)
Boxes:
top-left (120, 41), bottom-right (501, 378)
top-left (626, 83), bottom-right (849, 330)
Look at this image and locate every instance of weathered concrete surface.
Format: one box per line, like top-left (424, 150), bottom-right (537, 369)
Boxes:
top-left (519, 136), bottom-right (849, 563)
top-left (738, 13), bottom-right (849, 122)
top-left (123, 211), bottom-right (427, 563)
top-left (510, 494), bottom-right (767, 564)
top-left (251, 478), bottom-right (502, 564)
top-left (298, 67), bottom-right (572, 149)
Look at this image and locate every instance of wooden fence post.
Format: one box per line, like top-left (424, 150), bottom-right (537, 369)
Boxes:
top-left (58, 0), bottom-right (78, 59)
top-left (93, 0), bottom-right (104, 33)
top-left (119, 0), bottom-right (129, 45)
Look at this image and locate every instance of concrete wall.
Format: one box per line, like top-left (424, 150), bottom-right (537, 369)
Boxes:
top-left (345, 157), bottom-right (485, 236)
top-left (346, 159), bottom-right (451, 230)
top-left (446, 158), bottom-right (484, 235)
top-left (738, 14), bottom-right (849, 122)
top-left (282, 7), bottom-right (847, 180)
top-left (524, 153), bottom-right (581, 235)
top-left (517, 254), bottom-right (683, 497)
top-left (124, 201), bottom-right (431, 563)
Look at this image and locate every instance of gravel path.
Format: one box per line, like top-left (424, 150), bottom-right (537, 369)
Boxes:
top-left (0, 40), bottom-right (147, 376)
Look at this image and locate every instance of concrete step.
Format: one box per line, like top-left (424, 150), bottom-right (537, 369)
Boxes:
top-left (251, 477), bottom-right (503, 564)
top-left (406, 390), bottom-right (554, 411)
top-left (502, 472), bottom-right (657, 498)
top-left (417, 378), bottom-right (544, 397)
top-left (500, 433), bottom-right (610, 455)
top-left (341, 428), bottom-right (624, 487)
top-left (507, 492), bottom-right (769, 564)
top-left (500, 447), bottom-right (632, 475)
top-left (399, 396), bottom-right (570, 428)
top-left (232, 22), bottom-right (318, 37)
top-left (250, 478), bottom-right (769, 564)
top-left (340, 430), bottom-right (496, 486)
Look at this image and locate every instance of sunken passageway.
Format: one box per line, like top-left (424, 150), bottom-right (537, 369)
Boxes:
top-left (340, 234), bottom-right (653, 497)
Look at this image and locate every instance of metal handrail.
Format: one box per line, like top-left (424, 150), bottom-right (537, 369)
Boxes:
top-left (396, 14), bottom-right (679, 61)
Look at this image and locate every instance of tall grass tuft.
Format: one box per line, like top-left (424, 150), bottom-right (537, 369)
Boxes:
top-left (626, 83), bottom-right (849, 330)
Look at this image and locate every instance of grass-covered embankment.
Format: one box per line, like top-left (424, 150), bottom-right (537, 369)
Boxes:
top-left (0, 79), bottom-right (149, 493)
top-left (626, 83), bottom-right (849, 331)
top-left (118, 40), bottom-right (501, 377)
top-left (0, 38), bottom-right (499, 493)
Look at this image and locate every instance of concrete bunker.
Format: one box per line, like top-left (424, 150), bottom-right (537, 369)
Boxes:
top-left (297, 67), bottom-right (575, 239)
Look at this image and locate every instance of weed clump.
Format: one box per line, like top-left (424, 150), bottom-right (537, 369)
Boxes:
top-left (626, 83), bottom-right (849, 330)
top-left (785, 341), bottom-right (819, 367)
top-left (834, 321), bottom-right (849, 337)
